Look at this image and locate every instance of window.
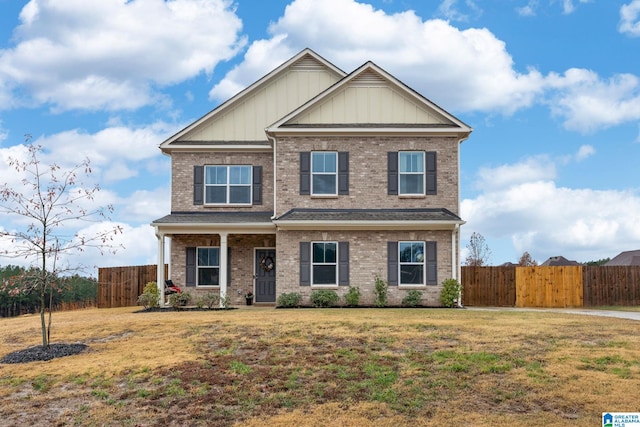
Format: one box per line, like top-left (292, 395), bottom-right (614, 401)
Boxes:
top-left (399, 152), bottom-right (425, 195)
top-left (197, 247), bottom-right (219, 286)
top-left (312, 242), bottom-right (337, 285)
top-left (204, 165), bottom-right (251, 204)
top-left (311, 152), bottom-right (337, 195)
top-left (399, 241), bottom-right (425, 285)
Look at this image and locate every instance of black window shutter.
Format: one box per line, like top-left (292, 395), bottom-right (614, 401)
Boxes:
top-left (426, 151), bottom-right (437, 195)
top-left (338, 152), bottom-right (349, 195)
top-left (387, 241), bottom-right (398, 286)
top-left (300, 242), bottom-right (311, 286)
top-left (300, 152), bottom-right (310, 195)
top-left (387, 152), bottom-right (398, 195)
top-left (186, 247), bottom-right (196, 286)
top-left (252, 166), bottom-right (262, 205)
top-left (193, 166), bottom-right (204, 205)
top-left (426, 241), bottom-right (437, 285)
top-left (338, 242), bottom-right (349, 285)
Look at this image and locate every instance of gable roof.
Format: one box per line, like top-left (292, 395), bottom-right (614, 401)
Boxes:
top-left (604, 250), bottom-right (640, 266)
top-left (267, 61), bottom-right (472, 139)
top-left (159, 49), bottom-right (346, 154)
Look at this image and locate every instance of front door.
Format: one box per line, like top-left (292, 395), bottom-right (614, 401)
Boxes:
top-left (255, 248), bottom-right (276, 303)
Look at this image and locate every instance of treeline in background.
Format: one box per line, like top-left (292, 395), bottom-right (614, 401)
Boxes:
top-left (0, 265), bottom-right (97, 318)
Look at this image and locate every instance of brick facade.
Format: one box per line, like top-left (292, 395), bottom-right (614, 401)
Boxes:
top-left (275, 136), bottom-right (459, 217)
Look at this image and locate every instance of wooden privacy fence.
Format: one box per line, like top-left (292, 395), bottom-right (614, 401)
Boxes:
top-left (462, 266), bottom-right (640, 308)
top-left (98, 265), bottom-right (167, 308)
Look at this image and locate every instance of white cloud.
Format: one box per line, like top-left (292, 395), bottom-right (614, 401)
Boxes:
top-left (462, 156), bottom-right (640, 263)
top-left (475, 156), bottom-right (556, 191)
top-left (438, 0), bottom-right (482, 22)
top-left (516, 1), bottom-right (537, 17)
top-left (0, 0), bottom-right (246, 111)
top-left (25, 121), bottom-right (175, 182)
top-left (561, 0), bottom-right (591, 15)
top-left (211, 0), bottom-right (544, 115)
top-left (546, 69), bottom-right (640, 132)
top-left (575, 144), bottom-right (595, 161)
top-left (620, 0), bottom-right (640, 37)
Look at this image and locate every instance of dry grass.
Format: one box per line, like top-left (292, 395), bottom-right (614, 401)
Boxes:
top-left (1, 306), bottom-right (639, 426)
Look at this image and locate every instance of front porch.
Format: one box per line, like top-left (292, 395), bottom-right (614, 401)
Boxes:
top-left (152, 211), bottom-right (276, 307)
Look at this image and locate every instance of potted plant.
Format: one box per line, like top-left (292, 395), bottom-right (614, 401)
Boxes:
top-left (245, 291), bottom-right (254, 305)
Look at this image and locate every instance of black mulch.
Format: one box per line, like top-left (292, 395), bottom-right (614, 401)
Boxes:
top-left (1, 343), bottom-right (88, 364)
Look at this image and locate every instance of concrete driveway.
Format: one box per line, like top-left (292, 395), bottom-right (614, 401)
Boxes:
top-left (465, 306), bottom-right (640, 321)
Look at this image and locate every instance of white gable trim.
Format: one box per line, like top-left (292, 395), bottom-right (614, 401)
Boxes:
top-left (160, 49), bottom-right (346, 153)
top-left (266, 61), bottom-right (472, 136)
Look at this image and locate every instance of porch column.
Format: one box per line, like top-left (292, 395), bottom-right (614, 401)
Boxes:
top-left (156, 232), bottom-right (165, 306)
top-left (219, 232), bottom-right (228, 308)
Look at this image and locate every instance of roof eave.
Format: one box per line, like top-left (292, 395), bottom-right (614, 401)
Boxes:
top-left (152, 222), bottom-right (276, 235)
top-left (272, 219), bottom-right (465, 231)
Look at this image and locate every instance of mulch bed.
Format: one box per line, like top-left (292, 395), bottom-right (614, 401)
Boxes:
top-left (1, 343), bottom-right (88, 364)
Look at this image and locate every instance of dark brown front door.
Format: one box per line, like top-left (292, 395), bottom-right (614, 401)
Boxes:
top-left (255, 249), bottom-right (276, 303)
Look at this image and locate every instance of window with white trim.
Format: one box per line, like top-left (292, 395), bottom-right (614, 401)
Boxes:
top-left (312, 242), bottom-right (337, 285)
top-left (399, 241), bottom-right (425, 285)
top-left (399, 152), bottom-right (425, 195)
top-left (311, 152), bottom-right (337, 195)
top-left (197, 247), bottom-right (219, 286)
top-left (205, 165), bottom-right (252, 204)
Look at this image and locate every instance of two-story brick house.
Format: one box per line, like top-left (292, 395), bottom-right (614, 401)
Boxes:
top-left (151, 49), bottom-right (472, 306)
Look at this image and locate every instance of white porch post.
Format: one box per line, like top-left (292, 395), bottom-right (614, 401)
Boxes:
top-left (219, 232), bottom-right (228, 308)
top-left (156, 232), bottom-right (166, 306)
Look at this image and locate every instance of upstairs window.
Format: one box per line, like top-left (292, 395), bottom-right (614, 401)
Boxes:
top-left (399, 152), bottom-right (425, 195)
top-left (197, 247), bottom-right (219, 286)
top-left (311, 152), bottom-right (337, 195)
top-left (204, 165), bottom-right (252, 205)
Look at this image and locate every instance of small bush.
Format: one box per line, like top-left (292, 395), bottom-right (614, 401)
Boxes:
top-left (402, 289), bottom-right (423, 307)
top-left (137, 282), bottom-right (159, 309)
top-left (220, 294), bottom-right (231, 309)
top-left (440, 278), bottom-right (462, 308)
top-left (344, 286), bottom-right (361, 307)
top-left (169, 292), bottom-right (191, 309)
top-left (373, 275), bottom-right (388, 307)
top-left (310, 289), bottom-right (339, 308)
top-left (195, 293), bottom-right (219, 309)
top-left (277, 292), bottom-right (302, 308)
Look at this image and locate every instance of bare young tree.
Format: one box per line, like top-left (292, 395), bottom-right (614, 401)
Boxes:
top-left (518, 251), bottom-right (538, 266)
top-left (465, 232), bottom-right (492, 266)
top-left (0, 141), bottom-right (122, 348)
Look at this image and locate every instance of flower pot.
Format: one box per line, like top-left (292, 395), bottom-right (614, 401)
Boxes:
top-left (245, 297), bottom-right (253, 306)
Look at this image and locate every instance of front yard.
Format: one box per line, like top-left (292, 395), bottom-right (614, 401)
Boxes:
top-left (0, 307), bottom-right (638, 426)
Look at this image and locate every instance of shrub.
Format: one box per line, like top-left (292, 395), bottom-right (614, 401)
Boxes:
top-left (402, 289), bottom-right (423, 307)
top-left (310, 289), bottom-right (339, 308)
top-left (344, 286), bottom-right (361, 307)
top-left (195, 293), bottom-right (219, 309)
top-left (440, 278), bottom-right (462, 308)
top-left (220, 294), bottom-right (231, 309)
top-left (373, 275), bottom-right (388, 307)
top-left (169, 292), bottom-right (191, 309)
top-left (277, 292), bottom-right (302, 308)
top-left (137, 282), bottom-right (160, 309)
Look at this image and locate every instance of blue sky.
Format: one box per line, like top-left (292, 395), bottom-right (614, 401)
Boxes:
top-left (0, 0), bottom-right (639, 271)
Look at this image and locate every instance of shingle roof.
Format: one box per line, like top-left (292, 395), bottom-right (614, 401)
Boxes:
top-left (604, 250), bottom-right (640, 266)
top-left (275, 208), bottom-right (462, 222)
top-left (152, 211), bottom-right (274, 225)
top-left (540, 256), bottom-right (581, 266)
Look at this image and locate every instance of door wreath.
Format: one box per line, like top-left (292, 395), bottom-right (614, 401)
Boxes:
top-left (260, 256), bottom-right (275, 272)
